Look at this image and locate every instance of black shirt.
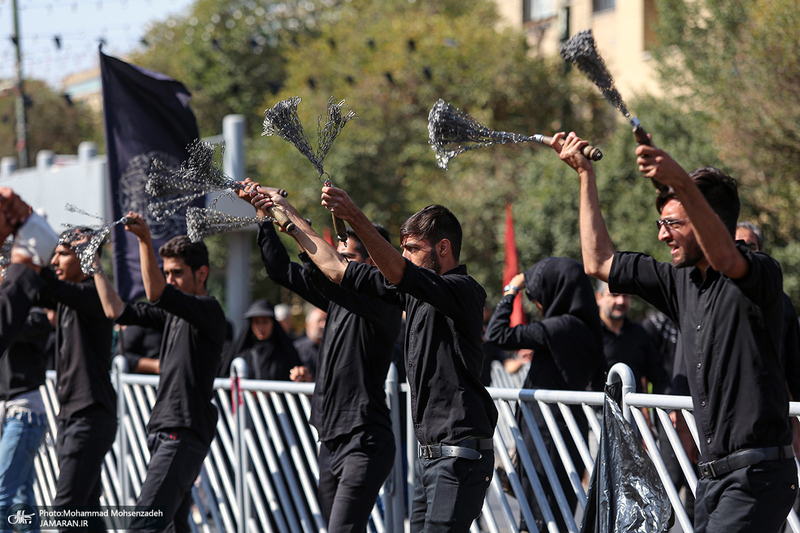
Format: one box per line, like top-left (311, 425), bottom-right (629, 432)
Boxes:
top-left (0, 263), bottom-right (46, 354)
top-left (609, 245), bottom-right (791, 460)
top-left (600, 318), bottom-right (669, 394)
top-left (117, 323), bottom-right (163, 373)
top-left (117, 284), bottom-right (225, 445)
top-left (39, 270), bottom-right (116, 419)
top-left (258, 222), bottom-right (402, 441)
top-left (341, 259), bottom-right (497, 446)
top-left (641, 311), bottom-right (679, 380)
top-left (292, 334), bottom-right (320, 379)
top-left (780, 294), bottom-right (800, 401)
top-left (480, 341), bottom-right (509, 387)
top-left (0, 307), bottom-right (52, 401)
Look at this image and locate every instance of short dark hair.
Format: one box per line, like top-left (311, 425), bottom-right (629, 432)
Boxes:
top-left (399, 205), bottom-right (463, 261)
top-left (655, 167), bottom-right (739, 237)
top-left (345, 224), bottom-right (392, 258)
top-left (58, 226), bottom-right (103, 258)
top-left (158, 235), bottom-right (209, 273)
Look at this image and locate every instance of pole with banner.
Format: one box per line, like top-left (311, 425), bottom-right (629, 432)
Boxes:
top-left (100, 49), bottom-right (201, 301)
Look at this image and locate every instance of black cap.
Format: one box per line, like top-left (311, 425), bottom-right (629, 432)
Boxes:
top-left (243, 299), bottom-right (275, 319)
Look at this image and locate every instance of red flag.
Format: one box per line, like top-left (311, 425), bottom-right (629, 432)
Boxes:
top-left (323, 226), bottom-right (334, 246)
top-left (503, 203), bottom-right (526, 327)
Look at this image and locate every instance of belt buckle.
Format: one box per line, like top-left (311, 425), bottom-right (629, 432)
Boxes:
top-left (700, 461), bottom-right (717, 479)
top-left (419, 443), bottom-right (441, 459)
top-left (419, 444), bottom-right (429, 459)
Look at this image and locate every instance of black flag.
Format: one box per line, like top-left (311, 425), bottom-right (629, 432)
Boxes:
top-left (100, 50), bottom-right (200, 301)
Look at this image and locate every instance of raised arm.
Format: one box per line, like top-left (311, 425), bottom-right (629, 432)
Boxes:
top-left (636, 145), bottom-right (747, 278)
top-left (321, 186), bottom-right (407, 285)
top-left (551, 132), bottom-right (616, 281)
top-left (250, 189), bottom-right (350, 283)
top-left (93, 255), bottom-right (125, 320)
top-left (124, 213), bottom-right (167, 302)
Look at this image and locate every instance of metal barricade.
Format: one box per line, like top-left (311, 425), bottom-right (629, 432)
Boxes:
top-left (30, 360), bottom-right (800, 533)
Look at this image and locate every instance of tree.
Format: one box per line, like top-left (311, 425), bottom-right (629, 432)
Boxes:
top-left (652, 0), bottom-right (800, 303)
top-left (0, 80), bottom-right (102, 167)
top-left (131, 0), bottom-right (344, 137)
top-left (251, 0), bottom-right (609, 296)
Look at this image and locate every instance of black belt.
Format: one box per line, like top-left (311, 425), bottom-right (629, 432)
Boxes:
top-left (698, 445), bottom-right (794, 479)
top-left (418, 439), bottom-right (494, 461)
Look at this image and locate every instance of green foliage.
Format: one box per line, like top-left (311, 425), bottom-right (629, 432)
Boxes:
top-left (249, 0), bottom-right (608, 299)
top-left (0, 81), bottom-right (102, 166)
top-left (131, 0), bottom-right (345, 137)
top-left (652, 0), bottom-right (800, 306)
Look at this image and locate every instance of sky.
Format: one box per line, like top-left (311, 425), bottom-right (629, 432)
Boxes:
top-left (0, 0), bottom-right (195, 89)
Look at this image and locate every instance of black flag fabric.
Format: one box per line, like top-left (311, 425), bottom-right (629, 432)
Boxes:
top-left (100, 49), bottom-right (200, 301)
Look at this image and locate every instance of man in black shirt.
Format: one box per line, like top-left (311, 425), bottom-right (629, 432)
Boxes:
top-left (94, 216), bottom-right (225, 533)
top-left (39, 228), bottom-right (118, 513)
top-left (595, 281), bottom-right (668, 394)
top-left (291, 306), bottom-right (326, 381)
top-left (0, 189), bottom-right (56, 353)
top-left (250, 186), bottom-right (497, 533)
top-left (552, 131), bottom-right (797, 532)
top-left (244, 184), bottom-right (402, 532)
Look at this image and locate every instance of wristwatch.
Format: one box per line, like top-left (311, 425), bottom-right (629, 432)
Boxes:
top-left (503, 284), bottom-right (519, 295)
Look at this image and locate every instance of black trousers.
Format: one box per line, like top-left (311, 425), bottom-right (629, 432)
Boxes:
top-left (53, 406), bottom-right (118, 509)
top-left (410, 449), bottom-right (494, 533)
top-left (317, 424), bottom-right (395, 533)
top-left (695, 457), bottom-right (797, 533)
top-left (132, 429), bottom-right (210, 533)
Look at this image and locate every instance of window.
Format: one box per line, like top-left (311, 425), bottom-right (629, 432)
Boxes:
top-left (524, 0), bottom-right (555, 22)
top-left (593, 0), bottom-right (615, 12)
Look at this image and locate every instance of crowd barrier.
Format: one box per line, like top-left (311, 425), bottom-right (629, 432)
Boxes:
top-left (29, 358), bottom-right (800, 533)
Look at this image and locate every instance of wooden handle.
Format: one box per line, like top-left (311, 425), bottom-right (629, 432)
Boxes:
top-left (632, 123), bottom-right (669, 193)
top-left (540, 135), bottom-right (603, 161)
top-left (332, 214), bottom-right (348, 243)
top-left (269, 207), bottom-right (296, 234)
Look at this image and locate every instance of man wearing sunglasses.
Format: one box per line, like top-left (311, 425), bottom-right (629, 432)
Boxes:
top-left (552, 131), bottom-right (796, 533)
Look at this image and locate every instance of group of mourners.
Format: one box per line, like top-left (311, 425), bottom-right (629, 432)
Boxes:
top-left (0, 128), bottom-right (795, 533)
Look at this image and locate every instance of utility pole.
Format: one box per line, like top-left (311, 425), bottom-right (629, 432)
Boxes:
top-left (12, 0), bottom-right (28, 168)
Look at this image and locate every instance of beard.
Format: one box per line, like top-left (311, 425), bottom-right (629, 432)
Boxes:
top-left (672, 239), bottom-right (704, 269)
top-left (420, 249), bottom-right (442, 274)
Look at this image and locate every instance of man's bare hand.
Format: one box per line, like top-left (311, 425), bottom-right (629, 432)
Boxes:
top-left (289, 365), bottom-right (313, 382)
top-left (320, 186), bottom-right (360, 222)
top-left (123, 212), bottom-right (152, 243)
top-left (635, 144), bottom-right (690, 189)
top-left (551, 132), bottom-right (593, 174)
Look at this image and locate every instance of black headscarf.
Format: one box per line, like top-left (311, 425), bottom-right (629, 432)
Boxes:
top-left (524, 257), bottom-right (606, 390)
top-left (219, 301), bottom-right (301, 380)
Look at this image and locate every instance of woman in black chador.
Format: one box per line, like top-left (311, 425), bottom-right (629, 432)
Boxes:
top-left (486, 257), bottom-right (606, 532)
top-left (221, 299), bottom-right (301, 380)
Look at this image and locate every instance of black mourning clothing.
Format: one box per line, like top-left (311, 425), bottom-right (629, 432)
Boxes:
top-left (0, 264), bottom-right (46, 354)
top-left (609, 244), bottom-right (792, 461)
top-left (258, 222), bottom-right (402, 441)
top-left (485, 257), bottom-right (606, 532)
top-left (601, 318), bottom-right (670, 394)
top-left (341, 259), bottom-right (497, 446)
top-left (117, 283), bottom-right (225, 445)
top-left (258, 222), bottom-right (401, 531)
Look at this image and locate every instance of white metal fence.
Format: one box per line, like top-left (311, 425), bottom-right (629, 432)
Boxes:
top-left (30, 359), bottom-right (800, 532)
